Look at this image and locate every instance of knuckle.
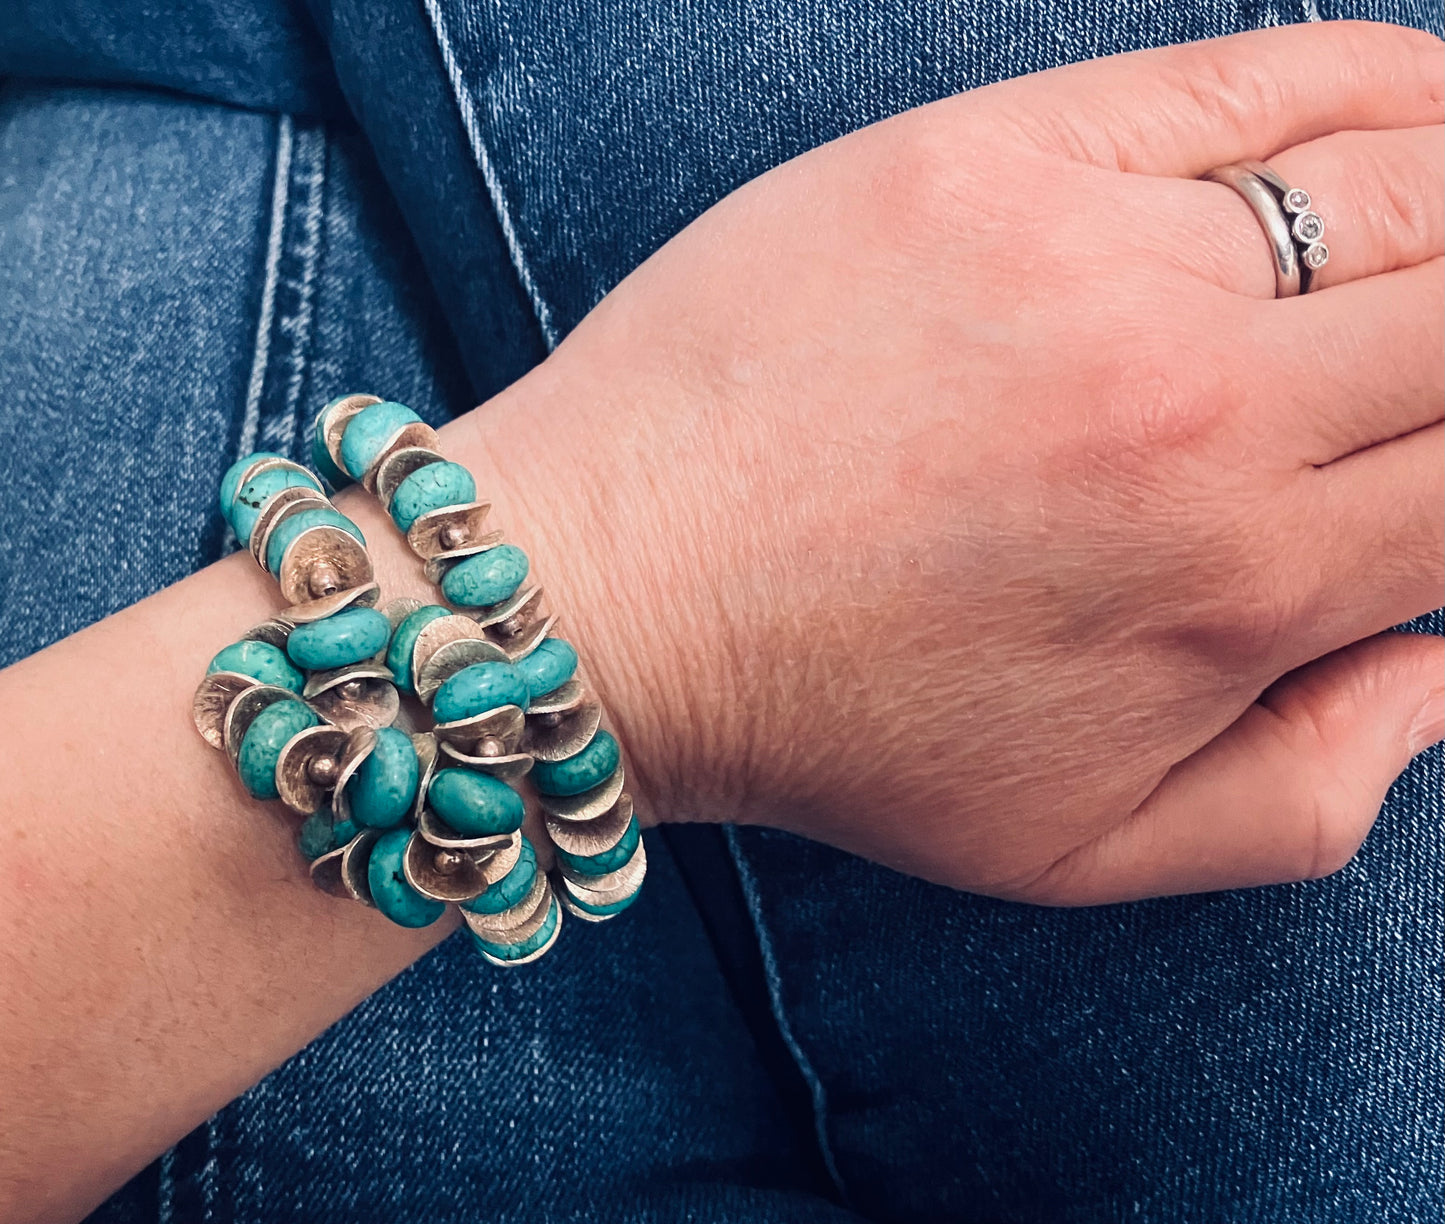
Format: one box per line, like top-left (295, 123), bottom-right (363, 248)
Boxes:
top-left (1363, 19), bottom-right (1445, 67)
top-left (867, 114), bottom-right (1038, 249)
top-left (1130, 351), bottom-right (1225, 453)
top-left (1334, 21), bottom-right (1444, 110)
top-left (1370, 156), bottom-right (1439, 259)
top-left (870, 120), bottom-right (997, 241)
top-left (1161, 52), bottom-right (1288, 147)
top-left (872, 125), bottom-right (960, 223)
top-left (1087, 322), bottom-right (1239, 461)
top-left (998, 100), bottom-right (1123, 168)
top-left (1309, 19), bottom-right (1429, 85)
top-left (1323, 127), bottom-right (1442, 263)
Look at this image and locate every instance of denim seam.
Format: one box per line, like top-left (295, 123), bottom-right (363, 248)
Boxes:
top-left (237, 113), bottom-right (294, 463)
top-left (261, 122), bottom-right (327, 459)
top-left (420, 0), bottom-right (559, 350)
top-left (723, 826), bottom-right (851, 1207)
top-left (1300, 0), bottom-right (1323, 20)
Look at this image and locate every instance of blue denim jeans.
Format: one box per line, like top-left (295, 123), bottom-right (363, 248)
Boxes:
top-left (0, 0), bottom-right (1441, 1220)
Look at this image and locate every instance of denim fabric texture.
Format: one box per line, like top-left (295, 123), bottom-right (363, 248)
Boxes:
top-left (0, 2), bottom-right (343, 117)
top-left (0, 0), bottom-right (1440, 1219)
top-left (0, 83), bottom-right (469, 660)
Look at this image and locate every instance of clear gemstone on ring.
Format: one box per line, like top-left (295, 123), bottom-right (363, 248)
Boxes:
top-left (1292, 212), bottom-right (1325, 244)
top-left (1284, 187), bottom-right (1311, 213)
top-left (1303, 243), bottom-right (1330, 270)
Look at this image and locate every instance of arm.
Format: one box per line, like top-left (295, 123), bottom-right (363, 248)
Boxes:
top-left (3, 20), bottom-right (1442, 1222)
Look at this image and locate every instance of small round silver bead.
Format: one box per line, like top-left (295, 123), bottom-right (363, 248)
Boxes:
top-left (494, 613), bottom-right (527, 638)
top-left (307, 755), bottom-right (339, 787)
top-left (308, 561), bottom-right (341, 598)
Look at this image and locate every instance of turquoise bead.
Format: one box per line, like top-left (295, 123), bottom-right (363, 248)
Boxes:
top-left (297, 810), bottom-right (356, 859)
top-left (219, 451), bottom-right (285, 518)
top-left (440, 544), bottom-right (529, 608)
top-left (264, 506), bottom-right (364, 576)
top-left (206, 640), bottom-right (304, 693)
top-left (513, 637), bottom-right (578, 699)
top-left (237, 699), bottom-right (319, 800)
top-left (432, 661), bottom-right (530, 722)
top-left (345, 727), bottom-right (419, 829)
top-left (298, 810), bottom-right (337, 860)
top-left (228, 466), bottom-right (324, 547)
top-left (310, 427), bottom-right (350, 491)
top-left (311, 397), bottom-right (356, 490)
top-left (471, 893), bottom-right (560, 961)
top-left (389, 461), bottom-right (476, 533)
top-left (556, 816), bottom-right (641, 876)
top-left (286, 607), bottom-right (392, 671)
top-left (565, 884), bottom-right (642, 919)
top-left (386, 604), bottom-right (451, 695)
top-left (460, 837), bottom-right (539, 915)
top-left (339, 401), bottom-right (422, 479)
top-left (530, 728), bottom-right (620, 797)
top-left (367, 828), bottom-right (446, 928)
top-left (427, 768), bottom-right (525, 836)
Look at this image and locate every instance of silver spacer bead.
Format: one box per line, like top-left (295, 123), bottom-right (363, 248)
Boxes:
top-left (309, 562), bottom-right (341, 598)
top-left (307, 755), bottom-right (340, 787)
top-left (439, 522), bottom-right (469, 550)
top-left (433, 848), bottom-right (465, 875)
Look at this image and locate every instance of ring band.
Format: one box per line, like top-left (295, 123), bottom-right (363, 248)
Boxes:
top-left (1203, 163), bottom-right (1301, 297)
top-left (1202, 161), bottom-right (1329, 297)
top-left (1240, 159), bottom-right (1329, 293)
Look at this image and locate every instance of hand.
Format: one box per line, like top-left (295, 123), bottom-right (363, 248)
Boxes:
top-left (466, 20), bottom-right (1444, 904)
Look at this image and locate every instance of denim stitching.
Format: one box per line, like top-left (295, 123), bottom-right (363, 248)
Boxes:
top-left (1299, 0), bottom-right (1323, 20)
top-left (723, 826), bottom-right (850, 1205)
top-left (237, 113), bottom-right (293, 463)
top-left (259, 123), bottom-right (327, 459)
top-left (421, 0), bottom-right (560, 350)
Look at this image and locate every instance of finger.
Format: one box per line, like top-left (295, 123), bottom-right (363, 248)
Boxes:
top-left (977, 21), bottom-right (1444, 178)
top-left (1025, 631), bottom-right (1445, 905)
top-left (1186, 125), bottom-right (1445, 298)
top-left (1243, 258), bottom-right (1444, 464)
top-left (1284, 421), bottom-right (1445, 659)
top-left (1272, 124), bottom-right (1445, 289)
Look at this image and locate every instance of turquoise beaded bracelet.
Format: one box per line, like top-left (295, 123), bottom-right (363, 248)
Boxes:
top-left (312, 394), bottom-right (645, 926)
top-left (192, 399), bottom-right (644, 969)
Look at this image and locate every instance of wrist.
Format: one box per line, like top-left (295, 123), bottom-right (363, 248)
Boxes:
top-left (407, 361), bottom-right (744, 829)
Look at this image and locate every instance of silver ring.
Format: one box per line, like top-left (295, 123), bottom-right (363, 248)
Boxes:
top-left (1201, 161), bottom-right (1330, 297)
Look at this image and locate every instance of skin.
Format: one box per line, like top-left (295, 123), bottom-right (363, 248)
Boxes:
top-left (0, 20), bottom-right (1441, 1222)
